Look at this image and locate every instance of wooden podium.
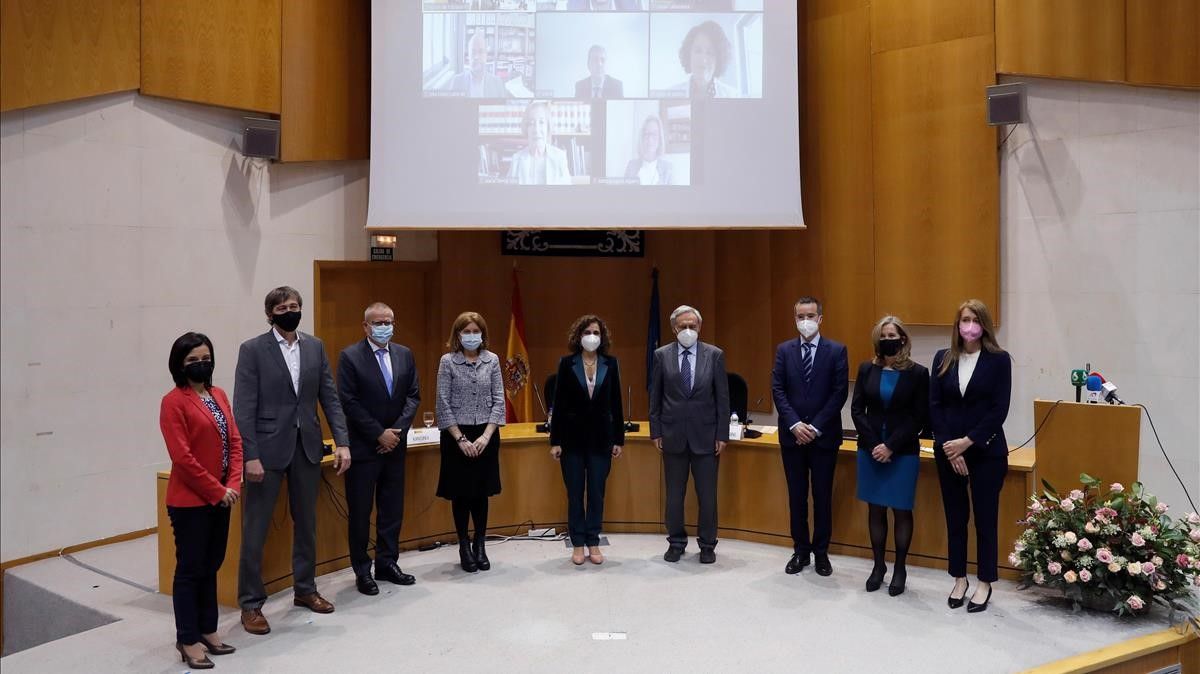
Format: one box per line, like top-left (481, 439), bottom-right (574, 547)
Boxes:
top-left (1032, 399), bottom-right (1141, 496)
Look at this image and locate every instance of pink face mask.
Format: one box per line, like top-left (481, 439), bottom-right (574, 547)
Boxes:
top-left (959, 321), bottom-right (983, 342)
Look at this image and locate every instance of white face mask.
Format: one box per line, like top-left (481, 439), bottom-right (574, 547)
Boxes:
top-left (796, 318), bottom-right (819, 339)
top-left (581, 334), bottom-right (601, 352)
top-left (676, 328), bottom-right (698, 348)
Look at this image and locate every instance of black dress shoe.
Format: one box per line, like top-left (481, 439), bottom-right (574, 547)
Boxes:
top-left (473, 537), bottom-right (491, 571)
top-left (663, 546), bottom-right (684, 563)
top-left (814, 553), bottom-right (833, 576)
top-left (459, 540), bottom-right (478, 573)
top-left (865, 564), bottom-right (886, 592)
top-left (967, 586), bottom-right (993, 613)
top-left (699, 549), bottom-right (716, 564)
top-left (785, 553), bottom-right (810, 575)
top-left (375, 561), bottom-right (416, 586)
top-left (176, 643), bottom-right (214, 669)
top-left (887, 566), bottom-right (907, 596)
top-left (356, 574), bottom-right (379, 595)
top-left (947, 579), bottom-right (969, 609)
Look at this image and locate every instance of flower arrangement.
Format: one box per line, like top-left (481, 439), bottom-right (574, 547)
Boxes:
top-left (1011, 473), bottom-right (1200, 626)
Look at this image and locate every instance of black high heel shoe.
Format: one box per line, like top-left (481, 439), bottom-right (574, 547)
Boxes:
top-left (197, 635), bottom-right (236, 655)
top-left (888, 566), bottom-right (907, 597)
top-left (459, 540), bottom-right (478, 573)
top-left (865, 564), bottom-right (886, 592)
top-left (176, 643), bottom-right (214, 669)
top-left (474, 536), bottom-right (491, 571)
top-left (967, 586), bottom-right (993, 613)
top-left (947, 578), bottom-right (969, 609)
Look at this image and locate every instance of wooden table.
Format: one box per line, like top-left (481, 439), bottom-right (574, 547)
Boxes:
top-left (157, 423), bottom-right (1036, 606)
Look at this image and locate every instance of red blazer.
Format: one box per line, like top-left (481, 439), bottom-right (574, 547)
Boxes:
top-left (160, 386), bottom-right (244, 507)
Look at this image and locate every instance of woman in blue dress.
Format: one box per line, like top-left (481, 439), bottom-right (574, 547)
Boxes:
top-left (851, 316), bottom-right (928, 596)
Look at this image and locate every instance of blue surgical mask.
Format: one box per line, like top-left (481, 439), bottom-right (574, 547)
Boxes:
top-left (370, 324), bottom-right (393, 344)
top-left (460, 332), bottom-right (483, 351)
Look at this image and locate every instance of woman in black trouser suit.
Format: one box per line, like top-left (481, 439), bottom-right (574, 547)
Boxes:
top-left (930, 299), bottom-right (1011, 614)
top-left (549, 315), bottom-right (625, 565)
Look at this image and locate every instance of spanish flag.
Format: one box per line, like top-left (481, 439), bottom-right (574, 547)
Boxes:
top-left (504, 268), bottom-right (532, 423)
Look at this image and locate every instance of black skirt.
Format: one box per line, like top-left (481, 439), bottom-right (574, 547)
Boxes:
top-left (436, 424), bottom-right (502, 500)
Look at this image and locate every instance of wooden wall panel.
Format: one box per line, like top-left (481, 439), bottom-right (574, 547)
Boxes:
top-left (1126, 0), bottom-right (1200, 89)
top-left (0, 0), bottom-right (139, 112)
top-left (870, 0), bottom-right (993, 54)
top-left (713, 230), bottom-right (775, 407)
top-left (281, 0), bottom-right (370, 162)
top-left (871, 35), bottom-right (999, 325)
top-left (803, 0), bottom-right (877, 369)
top-left (995, 0), bottom-right (1125, 82)
top-left (140, 0), bottom-right (281, 114)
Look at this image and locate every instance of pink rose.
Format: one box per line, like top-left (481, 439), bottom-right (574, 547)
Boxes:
top-left (1187, 512), bottom-right (1200, 525)
top-left (1108, 562), bottom-right (1122, 573)
top-left (1008, 552), bottom-right (1021, 565)
top-left (1029, 500), bottom-right (1043, 512)
top-left (1047, 562), bottom-right (1062, 575)
top-left (1078, 569), bottom-right (1092, 583)
top-left (1064, 570), bottom-right (1078, 583)
top-left (1084, 521), bottom-right (1099, 534)
top-left (1127, 562), bottom-right (1141, 575)
top-left (1097, 548), bottom-right (1114, 563)
top-left (1154, 580), bottom-right (1166, 590)
top-left (1126, 595), bottom-right (1145, 610)
top-left (1110, 483), bottom-right (1124, 493)
top-left (1193, 576), bottom-right (1200, 587)
top-left (1064, 531), bottom-right (1078, 544)
top-left (1177, 554), bottom-right (1192, 568)
top-left (1155, 503), bottom-right (1168, 514)
top-left (1069, 489), bottom-right (1085, 500)
top-left (1142, 561), bottom-right (1156, 575)
top-left (1014, 541), bottom-right (1026, 552)
top-left (1060, 499), bottom-right (1075, 512)
top-left (1034, 572), bottom-right (1046, 585)
top-left (1077, 538), bottom-right (1093, 551)
top-left (1151, 555), bottom-right (1163, 567)
top-left (1130, 532), bottom-right (1146, 547)
top-left (1189, 528), bottom-right (1200, 542)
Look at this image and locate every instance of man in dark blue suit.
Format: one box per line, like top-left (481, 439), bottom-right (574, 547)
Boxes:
top-left (337, 302), bottom-right (421, 595)
top-left (771, 296), bottom-right (849, 576)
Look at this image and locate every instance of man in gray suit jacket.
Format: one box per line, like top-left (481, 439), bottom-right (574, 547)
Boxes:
top-left (649, 305), bottom-right (730, 564)
top-left (234, 286), bottom-right (350, 635)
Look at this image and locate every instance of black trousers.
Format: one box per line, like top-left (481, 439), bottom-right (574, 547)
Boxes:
top-left (663, 450), bottom-right (719, 551)
top-left (168, 504), bottom-right (231, 645)
top-left (935, 450), bottom-right (1008, 582)
top-left (559, 447), bottom-right (612, 547)
top-left (345, 449), bottom-right (408, 576)
top-left (781, 445), bottom-right (838, 555)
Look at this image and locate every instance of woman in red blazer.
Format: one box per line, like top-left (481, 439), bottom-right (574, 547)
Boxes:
top-left (160, 332), bottom-right (243, 669)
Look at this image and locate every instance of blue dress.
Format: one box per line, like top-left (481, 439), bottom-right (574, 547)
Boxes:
top-left (856, 370), bottom-right (919, 510)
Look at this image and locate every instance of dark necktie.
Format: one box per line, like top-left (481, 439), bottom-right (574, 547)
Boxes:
top-left (376, 348), bottom-right (393, 396)
top-left (801, 342), bottom-right (813, 383)
top-left (681, 348), bottom-right (693, 392)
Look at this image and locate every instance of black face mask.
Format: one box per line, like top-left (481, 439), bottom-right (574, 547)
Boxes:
top-left (878, 338), bottom-right (903, 357)
top-left (272, 310), bottom-right (302, 332)
top-left (184, 360), bottom-right (214, 383)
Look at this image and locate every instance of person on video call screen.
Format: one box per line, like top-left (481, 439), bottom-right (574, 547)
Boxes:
top-left (575, 45), bottom-right (624, 99)
top-left (449, 31), bottom-right (511, 98)
top-left (674, 20), bottom-right (738, 99)
top-left (624, 115), bottom-right (673, 185)
top-left (508, 101), bottom-right (572, 185)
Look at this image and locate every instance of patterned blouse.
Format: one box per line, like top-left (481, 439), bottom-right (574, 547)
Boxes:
top-left (436, 350), bottom-right (507, 429)
top-left (200, 395), bottom-right (231, 481)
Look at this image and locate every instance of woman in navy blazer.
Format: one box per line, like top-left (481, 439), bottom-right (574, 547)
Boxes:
top-left (160, 332), bottom-right (243, 669)
top-left (550, 315), bottom-right (625, 565)
top-left (851, 316), bottom-right (928, 596)
top-left (930, 299), bottom-right (1011, 614)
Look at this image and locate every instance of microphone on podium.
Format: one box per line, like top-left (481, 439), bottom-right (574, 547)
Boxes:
top-left (742, 396), bottom-right (764, 438)
top-left (624, 385), bottom-right (640, 432)
top-left (1101, 380), bottom-right (1125, 405)
top-left (1085, 372), bottom-right (1105, 404)
top-left (532, 382), bottom-right (550, 434)
top-left (1070, 368), bottom-right (1088, 403)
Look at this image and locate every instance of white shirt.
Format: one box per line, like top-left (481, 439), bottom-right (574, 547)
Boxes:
top-left (274, 327), bottom-right (301, 395)
top-left (637, 160), bottom-right (660, 185)
top-left (958, 349), bottom-right (981, 396)
top-left (789, 334), bottom-right (822, 436)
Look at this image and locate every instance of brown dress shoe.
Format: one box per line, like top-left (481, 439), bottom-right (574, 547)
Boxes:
top-left (293, 592), bottom-right (335, 614)
top-left (241, 608), bottom-right (271, 635)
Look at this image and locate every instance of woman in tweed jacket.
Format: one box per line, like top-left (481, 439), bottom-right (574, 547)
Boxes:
top-left (436, 311), bottom-right (507, 572)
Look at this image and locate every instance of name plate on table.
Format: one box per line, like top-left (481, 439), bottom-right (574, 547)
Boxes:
top-left (407, 428), bottom-right (440, 446)
top-left (729, 423), bottom-right (744, 441)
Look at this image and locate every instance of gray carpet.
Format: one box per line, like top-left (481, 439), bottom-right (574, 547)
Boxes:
top-left (0, 534), bottom-right (1180, 673)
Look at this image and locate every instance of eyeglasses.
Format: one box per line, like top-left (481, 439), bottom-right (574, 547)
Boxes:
top-left (368, 320), bottom-right (394, 327)
top-left (273, 303), bottom-right (301, 313)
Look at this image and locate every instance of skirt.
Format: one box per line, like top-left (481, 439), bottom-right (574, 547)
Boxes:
top-left (436, 424), bottom-right (502, 500)
top-left (856, 449), bottom-right (919, 511)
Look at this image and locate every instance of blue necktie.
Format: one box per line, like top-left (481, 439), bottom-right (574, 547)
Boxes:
top-left (681, 348), bottom-right (693, 393)
top-left (376, 348), bottom-right (393, 396)
top-left (801, 342), bottom-right (813, 384)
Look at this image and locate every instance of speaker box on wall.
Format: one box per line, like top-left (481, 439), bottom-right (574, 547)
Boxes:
top-left (986, 83), bottom-right (1025, 126)
top-left (242, 117), bottom-right (280, 159)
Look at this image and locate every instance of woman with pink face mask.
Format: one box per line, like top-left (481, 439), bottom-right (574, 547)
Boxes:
top-left (930, 299), bottom-right (1011, 615)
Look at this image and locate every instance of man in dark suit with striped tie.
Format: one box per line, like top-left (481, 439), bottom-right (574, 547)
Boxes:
top-left (771, 296), bottom-right (849, 576)
top-left (337, 302), bottom-right (420, 595)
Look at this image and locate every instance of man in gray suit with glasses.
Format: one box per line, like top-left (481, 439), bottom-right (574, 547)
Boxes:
top-left (649, 305), bottom-right (730, 564)
top-left (233, 286), bottom-right (350, 636)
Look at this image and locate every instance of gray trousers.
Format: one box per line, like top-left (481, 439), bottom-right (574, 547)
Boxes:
top-left (663, 449), bottom-right (719, 551)
top-left (238, 439), bottom-right (321, 609)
